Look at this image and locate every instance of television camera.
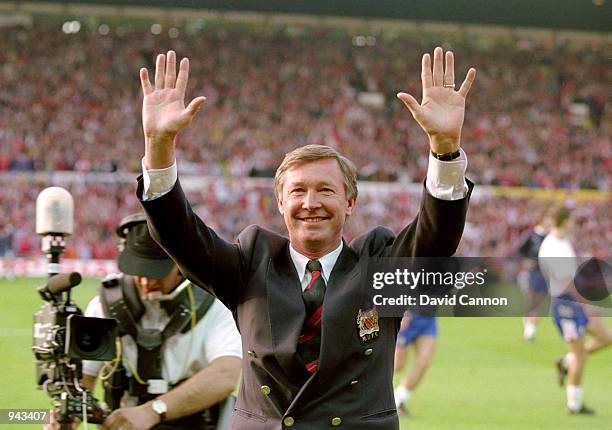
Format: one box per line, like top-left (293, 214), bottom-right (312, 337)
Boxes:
top-left (33, 187), bottom-right (118, 429)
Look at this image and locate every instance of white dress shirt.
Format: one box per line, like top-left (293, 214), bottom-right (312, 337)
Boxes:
top-left (289, 242), bottom-right (343, 290)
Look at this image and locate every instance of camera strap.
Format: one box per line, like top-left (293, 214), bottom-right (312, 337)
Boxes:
top-left (100, 274), bottom-right (215, 397)
top-left (161, 284), bottom-right (215, 336)
top-left (100, 274), bottom-right (145, 338)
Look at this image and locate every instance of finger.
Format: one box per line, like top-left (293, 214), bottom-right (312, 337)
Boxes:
top-left (421, 53), bottom-right (432, 89)
top-left (175, 57), bottom-right (190, 94)
top-left (165, 50), bottom-right (176, 89)
top-left (444, 51), bottom-right (455, 88)
top-left (397, 92), bottom-right (421, 118)
top-left (458, 68), bottom-right (477, 98)
top-left (432, 46), bottom-right (444, 86)
top-left (140, 68), bottom-right (152, 95)
top-left (184, 96), bottom-right (207, 118)
top-left (154, 53), bottom-right (165, 90)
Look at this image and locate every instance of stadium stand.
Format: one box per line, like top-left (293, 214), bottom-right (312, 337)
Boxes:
top-left (0, 17), bottom-right (609, 267)
top-left (0, 22), bottom-right (609, 189)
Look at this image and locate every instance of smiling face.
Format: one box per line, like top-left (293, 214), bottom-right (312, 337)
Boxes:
top-left (277, 158), bottom-right (356, 258)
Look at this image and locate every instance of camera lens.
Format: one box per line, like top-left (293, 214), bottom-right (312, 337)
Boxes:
top-left (75, 325), bottom-right (102, 352)
top-left (66, 315), bottom-right (117, 361)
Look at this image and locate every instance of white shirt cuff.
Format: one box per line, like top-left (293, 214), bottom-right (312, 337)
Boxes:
top-left (425, 148), bottom-right (468, 201)
top-left (141, 157), bottom-right (178, 201)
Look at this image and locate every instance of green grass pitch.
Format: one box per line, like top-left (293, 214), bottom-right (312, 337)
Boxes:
top-left (0, 277), bottom-right (610, 429)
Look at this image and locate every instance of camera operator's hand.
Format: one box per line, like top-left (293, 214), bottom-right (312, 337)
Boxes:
top-left (99, 404), bottom-right (159, 430)
top-left (43, 410), bottom-right (80, 430)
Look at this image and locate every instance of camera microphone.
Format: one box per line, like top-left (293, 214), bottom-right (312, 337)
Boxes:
top-left (36, 187), bottom-right (74, 276)
top-left (37, 272), bottom-right (82, 302)
top-left (46, 272), bottom-right (82, 294)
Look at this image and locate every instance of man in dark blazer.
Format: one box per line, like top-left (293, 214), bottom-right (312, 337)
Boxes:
top-left (136, 47), bottom-right (476, 429)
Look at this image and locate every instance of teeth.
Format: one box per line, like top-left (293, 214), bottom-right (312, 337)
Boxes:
top-left (303, 218), bottom-right (324, 222)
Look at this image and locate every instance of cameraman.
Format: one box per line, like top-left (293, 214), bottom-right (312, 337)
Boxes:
top-left (78, 213), bottom-right (241, 429)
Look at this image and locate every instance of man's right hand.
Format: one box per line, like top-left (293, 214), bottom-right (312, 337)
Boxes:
top-left (140, 50), bottom-right (206, 169)
top-left (98, 403), bottom-right (160, 430)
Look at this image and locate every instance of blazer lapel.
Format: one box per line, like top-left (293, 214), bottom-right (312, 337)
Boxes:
top-left (266, 244), bottom-right (311, 383)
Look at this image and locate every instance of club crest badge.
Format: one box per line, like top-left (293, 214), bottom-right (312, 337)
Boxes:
top-left (357, 307), bottom-right (379, 341)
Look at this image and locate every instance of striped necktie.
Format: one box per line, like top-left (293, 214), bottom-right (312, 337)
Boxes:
top-left (297, 259), bottom-right (326, 374)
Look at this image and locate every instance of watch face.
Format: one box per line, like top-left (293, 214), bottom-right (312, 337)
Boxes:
top-left (152, 399), bottom-right (167, 414)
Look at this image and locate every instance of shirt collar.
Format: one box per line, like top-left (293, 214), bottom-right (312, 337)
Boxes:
top-left (289, 241), bottom-right (344, 283)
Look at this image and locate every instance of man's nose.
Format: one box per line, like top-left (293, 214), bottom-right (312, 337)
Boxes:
top-left (301, 190), bottom-right (322, 210)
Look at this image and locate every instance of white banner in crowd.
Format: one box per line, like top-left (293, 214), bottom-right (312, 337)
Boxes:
top-left (0, 257), bottom-right (117, 278)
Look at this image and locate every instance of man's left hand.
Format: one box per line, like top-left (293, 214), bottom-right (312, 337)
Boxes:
top-left (397, 46), bottom-right (476, 154)
top-left (99, 403), bottom-right (160, 430)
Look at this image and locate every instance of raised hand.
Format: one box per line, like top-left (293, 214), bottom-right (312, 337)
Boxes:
top-left (140, 50), bottom-right (206, 168)
top-left (397, 47), bottom-right (476, 155)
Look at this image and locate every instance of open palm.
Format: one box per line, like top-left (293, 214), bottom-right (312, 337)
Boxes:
top-left (140, 51), bottom-right (205, 156)
top-left (398, 47), bottom-right (476, 154)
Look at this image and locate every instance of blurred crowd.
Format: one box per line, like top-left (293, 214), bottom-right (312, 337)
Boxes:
top-left (1, 175), bottom-right (609, 261)
top-left (0, 20), bottom-right (610, 263)
top-left (0, 22), bottom-right (609, 189)
top-left (0, 176), bottom-right (141, 260)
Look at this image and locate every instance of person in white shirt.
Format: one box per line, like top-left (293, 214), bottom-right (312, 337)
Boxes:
top-left (84, 214), bottom-right (242, 430)
top-left (539, 206), bottom-right (612, 415)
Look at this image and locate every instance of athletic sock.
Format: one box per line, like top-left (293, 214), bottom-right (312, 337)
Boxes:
top-left (567, 385), bottom-right (583, 412)
top-left (394, 386), bottom-right (412, 408)
top-left (562, 352), bottom-right (573, 369)
top-left (523, 321), bottom-right (536, 340)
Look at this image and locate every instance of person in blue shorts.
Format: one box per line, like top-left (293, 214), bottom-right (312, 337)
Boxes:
top-left (539, 207), bottom-right (612, 415)
top-left (393, 312), bottom-right (438, 416)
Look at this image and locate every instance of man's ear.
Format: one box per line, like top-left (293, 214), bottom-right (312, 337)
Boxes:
top-left (277, 196), bottom-right (284, 215)
top-left (345, 197), bottom-right (356, 217)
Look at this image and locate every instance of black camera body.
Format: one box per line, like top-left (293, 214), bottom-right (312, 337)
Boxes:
top-left (33, 274), bottom-right (118, 426)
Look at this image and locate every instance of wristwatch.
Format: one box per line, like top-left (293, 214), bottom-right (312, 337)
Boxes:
top-left (151, 399), bottom-right (167, 422)
top-left (431, 148), bottom-right (461, 161)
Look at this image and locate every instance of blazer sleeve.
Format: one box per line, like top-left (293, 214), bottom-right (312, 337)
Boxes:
top-left (137, 176), bottom-right (250, 311)
top-left (386, 179), bottom-right (474, 257)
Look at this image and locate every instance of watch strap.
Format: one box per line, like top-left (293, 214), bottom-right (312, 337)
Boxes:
top-left (431, 149), bottom-right (461, 161)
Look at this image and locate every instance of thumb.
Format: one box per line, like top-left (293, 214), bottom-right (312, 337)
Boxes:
top-left (397, 92), bottom-right (420, 117)
top-left (184, 96), bottom-right (207, 118)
